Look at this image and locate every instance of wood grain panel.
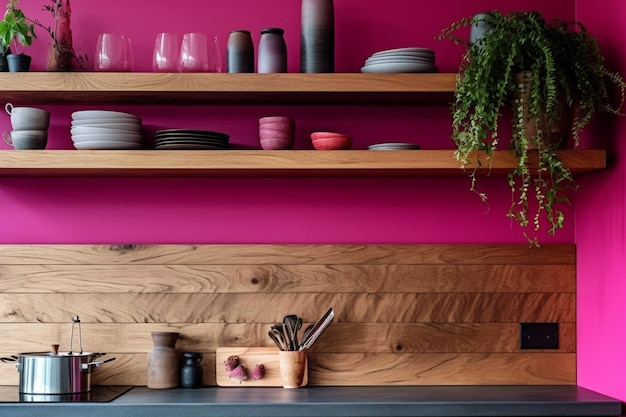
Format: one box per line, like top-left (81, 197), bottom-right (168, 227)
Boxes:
top-left (0, 244), bottom-right (575, 265)
top-left (0, 293), bottom-right (575, 324)
top-left (0, 323), bottom-right (576, 354)
top-left (0, 264), bottom-right (574, 293)
top-left (0, 244), bottom-right (576, 386)
top-left (0, 352), bottom-right (576, 386)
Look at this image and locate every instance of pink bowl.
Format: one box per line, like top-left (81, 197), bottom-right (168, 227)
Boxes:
top-left (260, 137), bottom-right (294, 150)
top-left (259, 116), bottom-right (294, 124)
top-left (259, 129), bottom-right (294, 141)
top-left (311, 136), bottom-right (352, 150)
top-left (259, 121), bottom-right (295, 131)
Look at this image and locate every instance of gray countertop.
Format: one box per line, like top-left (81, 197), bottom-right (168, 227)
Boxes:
top-left (0, 385), bottom-right (622, 417)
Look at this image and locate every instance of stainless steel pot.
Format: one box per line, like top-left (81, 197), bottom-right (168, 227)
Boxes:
top-left (3, 351), bottom-right (114, 394)
top-left (1, 316), bottom-right (115, 394)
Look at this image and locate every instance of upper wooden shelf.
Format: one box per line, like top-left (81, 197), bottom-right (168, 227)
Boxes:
top-left (0, 149), bottom-right (606, 178)
top-left (0, 72), bottom-right (456, 105)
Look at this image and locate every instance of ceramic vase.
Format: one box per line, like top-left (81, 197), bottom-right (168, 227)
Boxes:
top-left (227, 30), bottom-right (255, 73)
top-left (469, 12), bottom-right (493, 49)
top-left (147, 332), bottom-right (180, 389)
top-left (258, 28), bottom-right (287, 73)
top-left (300, 0), bottom-right (334, 73)
top-left (180, 352), bottom-right (203, 388)
top-left (47, 0), bottom-right (77, 71)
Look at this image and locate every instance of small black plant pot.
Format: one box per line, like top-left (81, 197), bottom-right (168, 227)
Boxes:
top-left (6, 54), bottom-right (32, 72)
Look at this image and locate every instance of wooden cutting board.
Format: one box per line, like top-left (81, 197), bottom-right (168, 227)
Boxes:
top-left (216, 346), bottom-right (287, 387)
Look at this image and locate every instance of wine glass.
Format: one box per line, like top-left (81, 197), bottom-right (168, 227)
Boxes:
top-left (153, 33), bottom-right (180, 72)
top-left (95, 34), bottom-right (134, 72)
top-left (179, 33), bottom-right (222, 73)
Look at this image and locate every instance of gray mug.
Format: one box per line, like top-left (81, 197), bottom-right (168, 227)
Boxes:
top-left (3, 130), bottom-right (48, 149)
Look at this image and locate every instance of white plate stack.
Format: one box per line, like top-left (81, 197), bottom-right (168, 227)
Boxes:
top-left (368, 142), bottom-right (421, 150)
top-left (71, 110), bottom-right (143, 150)
top-left (361, 47), bottom-right (438, 73)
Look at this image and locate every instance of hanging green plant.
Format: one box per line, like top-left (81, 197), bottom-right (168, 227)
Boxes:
top-left (438, 10), bottom-right (626, 245)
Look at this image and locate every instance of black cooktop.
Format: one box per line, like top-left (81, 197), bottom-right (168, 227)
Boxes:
top-left (0, 385), bottom-right (134, 402)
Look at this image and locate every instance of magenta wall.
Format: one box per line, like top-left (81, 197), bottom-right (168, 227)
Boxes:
top-left (575, 0), bottom-right (626, 402)
top-left (0, 0), bottom-right (578, 245)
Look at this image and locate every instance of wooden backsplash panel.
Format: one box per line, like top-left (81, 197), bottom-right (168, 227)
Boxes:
top-left (0, 244), bottom-right (576, 386)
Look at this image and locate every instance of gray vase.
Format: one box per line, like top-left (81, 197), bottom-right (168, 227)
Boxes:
top-left (300, 0), bottom-right (334, 73)
top-left (227, 30), bottom-right (254, 73)
top-left (469, 12), bottom-right (493, 49)
top-left (258, 28), bottom-right (287, 73)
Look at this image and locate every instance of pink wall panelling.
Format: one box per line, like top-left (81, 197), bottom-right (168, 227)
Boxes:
top-left (0, 176), bottom-right (574, 244)
top-left (575, 0), bottom-right (626, 402)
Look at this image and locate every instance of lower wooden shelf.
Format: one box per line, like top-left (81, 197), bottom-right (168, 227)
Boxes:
top-left (0, 149), bottom-right (606, 178)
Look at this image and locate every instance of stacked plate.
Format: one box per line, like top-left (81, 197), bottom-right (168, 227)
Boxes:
top-left (154, 129), bottom-right (230, 150)
top-left (361, 47), bottom-right (437, 74)
top-left (368, 142), bottom-right (421, 150)
top-left (71, 110), bottom-right (143, 150)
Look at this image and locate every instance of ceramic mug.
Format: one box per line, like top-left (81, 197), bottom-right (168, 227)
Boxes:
top-left (3, 130), bottom-right (48, 149)
top-left (5, 103), bottom-right (50, 131)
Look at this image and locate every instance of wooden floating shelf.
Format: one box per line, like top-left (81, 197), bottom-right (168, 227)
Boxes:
top-left (0, 72), bottom-right (456, 105)
top-left (0, 149), bottom-right (606, 178)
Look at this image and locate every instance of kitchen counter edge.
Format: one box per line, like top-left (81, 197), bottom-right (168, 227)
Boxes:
top-left (0, 385), bottom-right (622, 417)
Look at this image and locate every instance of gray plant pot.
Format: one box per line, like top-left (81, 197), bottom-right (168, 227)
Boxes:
top-left (6, 54), bottom-right (32, 72)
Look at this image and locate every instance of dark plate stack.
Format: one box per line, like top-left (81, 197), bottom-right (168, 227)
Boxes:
top-left (154, 129), bottom-right (230, 150)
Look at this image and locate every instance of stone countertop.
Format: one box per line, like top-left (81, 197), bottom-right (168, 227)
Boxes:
top-left (0, 385), bottom-right (622, 417)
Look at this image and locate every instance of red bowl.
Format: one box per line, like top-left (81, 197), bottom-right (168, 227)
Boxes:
top-left (310, 131), bottom-right (349, 140)
top-left (311, 135), bottom-right (352, 150)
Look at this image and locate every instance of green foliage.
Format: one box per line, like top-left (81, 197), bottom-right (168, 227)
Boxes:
top-left (438, 10), bottom-right (626, 245)
top-left (0, 6), bottom-right (36, 54)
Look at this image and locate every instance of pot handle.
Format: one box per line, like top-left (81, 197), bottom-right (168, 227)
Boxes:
top-left (0, 356), bottom-right (17, 363)
top-left (82, 357), bottom-right (116, 370)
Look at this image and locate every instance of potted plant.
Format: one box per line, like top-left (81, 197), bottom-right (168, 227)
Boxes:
top-left (438, 10), bottom-right (626, 245)
top-left (0, 42), bottom-right (10, 71)
top-left (0, 0), bottom-right (36, 71)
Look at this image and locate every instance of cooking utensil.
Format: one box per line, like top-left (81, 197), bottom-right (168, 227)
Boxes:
top-left (283, 315), bottom-right (300, 351)
top-left (299, 307), bottom-right (334, 350)
top-left (270, 325), bottom-right (287, 351)
top-left (268, 330), bottom-right (286, 351)
top-left (3, 351), bottom-right (108, 394)
top-left (0, 316), bottom-right (116, 394)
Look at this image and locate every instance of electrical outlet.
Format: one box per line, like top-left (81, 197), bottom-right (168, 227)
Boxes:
top-left (520, 322), bottom-right (559, 349)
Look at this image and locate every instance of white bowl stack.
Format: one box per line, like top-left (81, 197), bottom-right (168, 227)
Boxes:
top-left (71, 110), bottom-right (144, 149)
top-left (361, 47), bottom-right (438, 73)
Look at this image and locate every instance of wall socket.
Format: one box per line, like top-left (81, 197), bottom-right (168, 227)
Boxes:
top-left (520, 322), bottom-right (559, 349)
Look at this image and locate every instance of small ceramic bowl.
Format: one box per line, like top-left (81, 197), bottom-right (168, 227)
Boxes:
top-left (259, 121), bottom-right (295, 132)
top-left (311, 131), bottom-right (349, 140)
top-left (259, 116), bottom-right (294, 125)
top-left (259, 129), bottom-right (294, 141)
top-left (260, 137), bottom-right (294, 150)
top-left (311, 132), bottom-right (352, 150)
